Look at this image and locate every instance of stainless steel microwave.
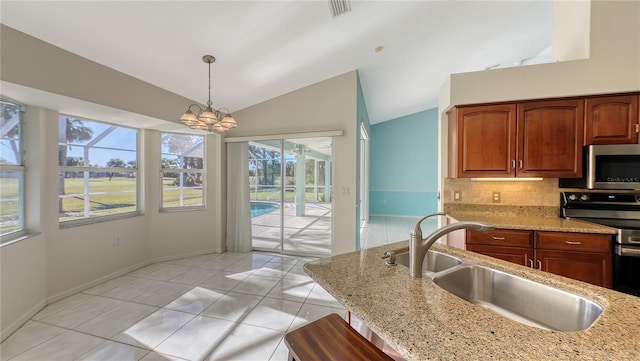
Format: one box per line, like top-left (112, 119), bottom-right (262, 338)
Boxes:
top-left (560, 144), bottom-right (640, 190)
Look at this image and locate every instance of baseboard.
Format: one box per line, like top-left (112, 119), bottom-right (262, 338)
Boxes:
top-left (150, 247), bottom-right (221, 264)
top-left (46, 260), bottom-right (151, 305)
top-left (368, 214), bottom-right (424, 219)
top-left (1, 299), bottom-right (47, 342)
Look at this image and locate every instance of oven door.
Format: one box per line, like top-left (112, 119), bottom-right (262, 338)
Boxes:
top-left (614, 244), bottom-right (640, 296)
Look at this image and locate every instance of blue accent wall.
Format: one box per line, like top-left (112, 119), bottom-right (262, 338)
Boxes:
top-left (370, 108), bottom-right (438, 216)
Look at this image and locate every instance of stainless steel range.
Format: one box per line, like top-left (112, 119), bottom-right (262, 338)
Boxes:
top-left (561, 192), bottom-right (640, 296)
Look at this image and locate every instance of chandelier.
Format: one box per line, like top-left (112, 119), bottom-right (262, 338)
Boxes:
top-left (179, 55), bottom-right (237, 133)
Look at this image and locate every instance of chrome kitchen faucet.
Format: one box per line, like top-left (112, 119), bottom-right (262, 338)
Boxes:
top-left (409, 213), bottom-right (495, 278)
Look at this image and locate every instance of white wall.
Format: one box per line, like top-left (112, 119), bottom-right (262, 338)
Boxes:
top-left (0, 235), bottom-right (47, 341)
top-left (438, 0), bottom-right (640, 200)
top-left (231, 71), bottom-right (359, 255)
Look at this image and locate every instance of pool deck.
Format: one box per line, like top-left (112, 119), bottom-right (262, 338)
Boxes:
top-left (251, 202), bottom-right (332, 256)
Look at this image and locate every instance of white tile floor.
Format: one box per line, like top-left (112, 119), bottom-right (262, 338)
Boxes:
top-left (360, 215), bottom-right (439, 249)
top-left (1, 216), bottom-right (423, 361)
top-left (1, 253), bottom-right (345, 361)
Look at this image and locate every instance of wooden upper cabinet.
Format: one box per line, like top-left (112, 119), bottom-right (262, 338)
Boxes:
top-left (584, 94), bottom-right (639, 145)
top-left (517, 99), bottom-right (584, 178)
top-left (448, 104), bottom-right (517, 177)
top-left (448, 99), bottom-right (583, 178)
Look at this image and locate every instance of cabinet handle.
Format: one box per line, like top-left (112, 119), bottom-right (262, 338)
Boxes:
top-left (512, 160), bottom-right (516, 169)
top-left (519, 160), bottom-right (523, 169)
top-left (565, 241), bottom-right (582, 245)
top-left (635, 123), bottom-right (639, 134)
top-left (492, 236), bottom-right (506, 240)
top-left (537, 260), bottom-right (542, 270)
top-left (529, 259), bottom-right (534, 268)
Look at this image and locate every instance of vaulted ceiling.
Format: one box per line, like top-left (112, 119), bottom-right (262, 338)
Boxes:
top-left (0, 1), bottom-right (552, 124)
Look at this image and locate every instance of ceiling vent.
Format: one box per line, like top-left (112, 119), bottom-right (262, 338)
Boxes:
top-left (328, 0), bottom-right (351, 18)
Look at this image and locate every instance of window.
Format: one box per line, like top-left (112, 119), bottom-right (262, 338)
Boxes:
top-left (161, 133), bottom-right (205, 209)
top-left (58, 115), bottom-right (138, 224)
top-left (0, 99), bottom-right (25, 241)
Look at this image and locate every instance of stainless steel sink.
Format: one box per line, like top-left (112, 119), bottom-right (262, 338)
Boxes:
top-left (432, 265), bottom-right (603, 332)
top-left (395, 250), bottom-right (462, 276)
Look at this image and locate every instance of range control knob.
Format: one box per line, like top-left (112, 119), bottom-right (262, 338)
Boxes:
top-left (568, 194), bottom-right (577, 201)
top-left (580, 194), bottom-right (589, 201)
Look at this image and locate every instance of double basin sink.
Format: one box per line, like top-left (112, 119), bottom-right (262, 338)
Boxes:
top-left (394, 251), bottom-right (603, 332)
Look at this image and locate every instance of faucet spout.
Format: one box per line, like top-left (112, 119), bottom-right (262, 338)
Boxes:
top-left (409, 220), bottom-right (495, 278)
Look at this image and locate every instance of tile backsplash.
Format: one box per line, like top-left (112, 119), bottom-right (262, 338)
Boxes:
top-left (443, 178), bottom-right (561, 207)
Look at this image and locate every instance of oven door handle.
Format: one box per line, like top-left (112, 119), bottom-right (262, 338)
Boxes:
top-left (618, 247), bottom-right (640, 257)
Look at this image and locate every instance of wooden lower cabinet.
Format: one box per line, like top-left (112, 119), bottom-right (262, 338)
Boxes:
top-left (535, 250), bottom-right (612, 289)
top-left (534, 231), bottom-right (612, 288)
top-left (466, 229), bottom-right (613, 288)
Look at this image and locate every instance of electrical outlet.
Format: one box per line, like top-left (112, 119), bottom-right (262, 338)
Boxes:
top-left (454, 190), bottom-right (462, 201)
top-left (492, 192), bottom-right (501, 203)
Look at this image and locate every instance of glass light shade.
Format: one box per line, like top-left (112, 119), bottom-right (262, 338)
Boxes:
top-left (190, 123), bottom-right (208, 131)
top-left (213, 122), bottom-right (228, 132)
top-left (179, 110), bottom-right (198, 124)
top-left (220, 115), bottom-right (237, 128)
top-left (198, 106), bottom-right (218, 124)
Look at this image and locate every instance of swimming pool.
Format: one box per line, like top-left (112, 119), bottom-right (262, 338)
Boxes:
top-left (251, 202), bottom-right (280, 218)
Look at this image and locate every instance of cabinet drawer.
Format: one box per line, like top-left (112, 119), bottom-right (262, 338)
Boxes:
top-left (535, 232), bottom-right (612, 253)
top-left (466, 244), bottom-right (532, 267)
top-left (467, 229), bottom-right (533, 247)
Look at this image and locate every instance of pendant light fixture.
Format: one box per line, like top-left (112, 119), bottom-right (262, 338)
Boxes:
top-left (179, 55), bottom-right (237, 133)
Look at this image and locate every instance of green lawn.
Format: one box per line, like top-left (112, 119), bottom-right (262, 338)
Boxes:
top-left (1, 176), bottom-right (328, 233)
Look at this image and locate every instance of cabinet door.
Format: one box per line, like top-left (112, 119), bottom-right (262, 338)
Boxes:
top-left (517, 99), bottom-right (584, 178)
top-left (467, 244), bottom-right (531, 267)
top-left (454, 104), bottom-right (517, 177)
top-left (535, 250), bottom-right (612, 288)
top-left (585, 94), bottom-right (639, 145)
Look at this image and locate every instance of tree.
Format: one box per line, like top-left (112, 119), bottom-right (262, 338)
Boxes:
top-left (162, 134), bottom-right (204, 186)
top-left (106, 158), bottom-right (126, 180)
top-left (65, 156), bottom-right (84, 178)
top-left (58, 117), bottom-right (93, 213)
top-left (1, 101), bottom-right (20, 165)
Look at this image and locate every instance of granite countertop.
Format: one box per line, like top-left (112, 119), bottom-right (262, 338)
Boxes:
top-left (448, 211), bottom-right (617, 234)
top-left (304, 242), bottom-right (640, 360)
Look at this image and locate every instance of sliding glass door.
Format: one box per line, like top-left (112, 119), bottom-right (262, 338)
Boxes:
top-left (249, 137), bottom-right (332, 256)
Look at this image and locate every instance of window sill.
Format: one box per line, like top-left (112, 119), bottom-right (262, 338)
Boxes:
top-left (0, 232), bottom-right (42, 248)
top-left (160, 206), bottom-right (206, 213)
top-left (59, 211), bottom-right (143, 229)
